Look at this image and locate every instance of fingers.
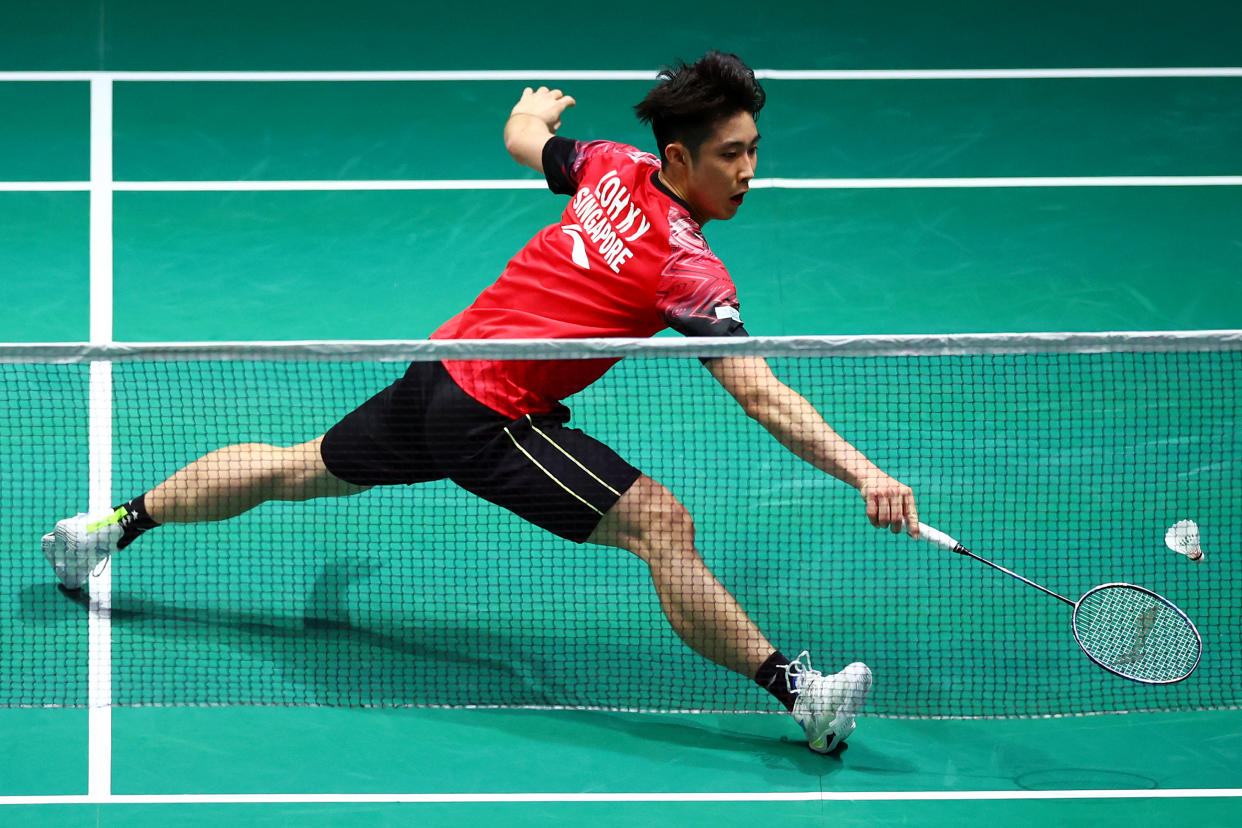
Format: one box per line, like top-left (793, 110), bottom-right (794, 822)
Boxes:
top-left (544, 89), bottom-right (575, 131)
top-left (511, 87), bottom-right (576, 131)
top-left (518, 86), bottom-right (575, 108)
top-left (902, 491), bottom-right (919, 537)
top-left (542, 87), bottom-right (577, 114)
top-left (863, 476), bottom-right (918, 536)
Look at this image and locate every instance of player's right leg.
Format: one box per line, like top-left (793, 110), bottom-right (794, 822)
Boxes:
top-left (42, 436), bottom-right (369, 590)
top-left (586, 474), bottom-right (777, 679)
top-left (588, 475), bottom-right (873, 753)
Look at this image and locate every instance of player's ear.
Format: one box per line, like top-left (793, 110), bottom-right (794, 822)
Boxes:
top-left (664, 141), bottom-right (692, 172)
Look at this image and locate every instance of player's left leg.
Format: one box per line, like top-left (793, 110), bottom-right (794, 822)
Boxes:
top-left (144, 435), bottom-right (368, 524)
top-left (42, 436), bottom-right (369, 590)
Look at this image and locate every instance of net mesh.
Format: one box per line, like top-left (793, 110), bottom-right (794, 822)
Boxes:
top-left (5, 334), bottom-right (1240, 717)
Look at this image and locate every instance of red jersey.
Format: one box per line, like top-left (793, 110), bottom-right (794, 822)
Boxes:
top-left (433, 137), bottom-right (746, 418)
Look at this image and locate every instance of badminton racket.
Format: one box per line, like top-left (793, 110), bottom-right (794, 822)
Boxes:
top-left (904, 521), bottom-right (1202, 684)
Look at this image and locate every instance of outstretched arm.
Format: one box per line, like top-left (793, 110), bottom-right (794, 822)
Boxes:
top-left (705, 356), bottom-right (919, 535)
top-left (503, 86), bottom-right (577, 173)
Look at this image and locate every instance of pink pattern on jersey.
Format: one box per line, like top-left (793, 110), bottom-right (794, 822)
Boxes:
top-left (571, 140), bottom-right (659, 179)
top-left (656, 207), bottom-right (742, 334)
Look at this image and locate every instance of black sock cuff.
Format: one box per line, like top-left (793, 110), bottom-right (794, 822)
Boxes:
top-left (113, 493), bottom-right (160, 549)
top-left (117, 494), bottom-right (160, 527)
top-left (755, 650), bottom-right (796, 711)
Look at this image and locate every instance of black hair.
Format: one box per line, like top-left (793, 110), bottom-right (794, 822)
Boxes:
top-left (633, 51), bottom-right (765, 163)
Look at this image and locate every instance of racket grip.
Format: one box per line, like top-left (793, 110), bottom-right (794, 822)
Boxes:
top-left (902, 521), bottom-right (968, 554)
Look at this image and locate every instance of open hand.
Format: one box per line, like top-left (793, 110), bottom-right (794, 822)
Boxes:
top-left (510, 86), bottom-right (577, 133)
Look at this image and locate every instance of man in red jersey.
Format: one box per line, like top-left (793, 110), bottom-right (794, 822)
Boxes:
top-left (44, 52), bottom-right (918, 754)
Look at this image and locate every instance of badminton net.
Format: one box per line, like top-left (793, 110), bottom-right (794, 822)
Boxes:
top-left (3, 331), bottom-right (1239, 717)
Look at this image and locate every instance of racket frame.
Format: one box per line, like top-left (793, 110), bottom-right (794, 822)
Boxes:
top-left (1071, 582), bottom-right (1203, 685)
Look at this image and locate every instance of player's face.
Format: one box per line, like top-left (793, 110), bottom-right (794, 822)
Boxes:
top-left (683, 111), bottom-right (760, 224)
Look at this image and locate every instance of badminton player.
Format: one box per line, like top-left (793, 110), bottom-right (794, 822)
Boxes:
top-left (44, 51), bottom-right (918, 754)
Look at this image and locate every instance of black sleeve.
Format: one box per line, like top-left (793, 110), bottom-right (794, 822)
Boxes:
top-left (542, 136), bottom-right (580, 195)
top-left (673, 313), bottom-right (749, 338)
top-left (669, 305), bottom-right (748, 365)
top-left (660, 279), bottom-right (749, 338)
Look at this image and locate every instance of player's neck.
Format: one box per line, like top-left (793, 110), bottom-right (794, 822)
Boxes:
top-left (656, 170), bottom-right (708, 226)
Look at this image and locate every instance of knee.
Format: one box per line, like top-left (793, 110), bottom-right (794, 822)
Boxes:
top-left (642, 499), bottom-right (696, 559)
top-left (611, 479), bottom-right (698, 564)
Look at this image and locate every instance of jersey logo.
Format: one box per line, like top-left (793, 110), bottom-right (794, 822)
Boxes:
top-left (714, 305), bottom-right (742, 322)
top-left (561, 224), bottom-right (590, 269)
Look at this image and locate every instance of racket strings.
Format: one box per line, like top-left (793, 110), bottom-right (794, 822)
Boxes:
top-left (1073, 585), bottom-right (1201, 683)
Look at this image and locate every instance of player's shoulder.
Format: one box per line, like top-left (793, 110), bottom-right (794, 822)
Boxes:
top-left (575, 139), bottom-right (660, 170)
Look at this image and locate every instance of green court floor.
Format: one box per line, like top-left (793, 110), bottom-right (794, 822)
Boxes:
top-left (2, 1), bottom-right (1240, 825)
top-left (3, 707), bottom-right (1241, 826)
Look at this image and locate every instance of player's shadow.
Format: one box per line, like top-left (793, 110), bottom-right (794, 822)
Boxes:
top-left (30, 559), bottom-right (550, 708)
top-left (19, 560), bottom-right (871, 774)
top-left (459, 706), bottom-right (863, 778)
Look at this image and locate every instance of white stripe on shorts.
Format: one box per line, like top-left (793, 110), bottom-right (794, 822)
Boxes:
top-left (502, 425), bottom-right (604, 516)
top-left (525, 416), bottom-right (623, 497)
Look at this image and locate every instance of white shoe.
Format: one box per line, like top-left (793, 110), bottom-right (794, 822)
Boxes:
top-left (788, 652), bottom-right (873, 754)
top-left (41, 510), bottom-right (123, 590)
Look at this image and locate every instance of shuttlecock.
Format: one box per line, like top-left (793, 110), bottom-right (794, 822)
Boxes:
top-left (1165, 520), bottom-right (1203, 562)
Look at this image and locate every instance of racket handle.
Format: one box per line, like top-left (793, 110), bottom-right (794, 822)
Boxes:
top-left (902, 521), bottom-right (968, 554)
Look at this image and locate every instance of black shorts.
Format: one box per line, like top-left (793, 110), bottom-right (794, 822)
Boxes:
top-left (320, 360), bottom-right (642, 543)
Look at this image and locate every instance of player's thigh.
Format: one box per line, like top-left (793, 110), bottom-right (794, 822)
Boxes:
top-left (319, 361), bottom-right (444, 487)
top-left (294, 435), bottom-right (371, 498)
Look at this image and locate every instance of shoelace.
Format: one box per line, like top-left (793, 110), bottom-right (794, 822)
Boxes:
top-left (90, 554), bottom-right (111, 579)
top-left (87, 526), bottom-right (115, 579)
top-left (782, 650), bottom-right (824, 696)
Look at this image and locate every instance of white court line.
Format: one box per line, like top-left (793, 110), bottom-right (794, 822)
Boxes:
top-left (760, 68), bottom-right (1242, 80)
top-left (112, 179), bottom-right (548, 191)
top-left (0, 789), bottom-right (1240, 805)
top-left (3, 176), bottom-right (1241, 193)
top-left (0, 67), bottom-right (1241, 82)
top-left (751, 176), bottom-right (1242, 188)
top-left (0, 181), bottom-right (92, 191)
top-left (87, 76), bottom-right (114, 801)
